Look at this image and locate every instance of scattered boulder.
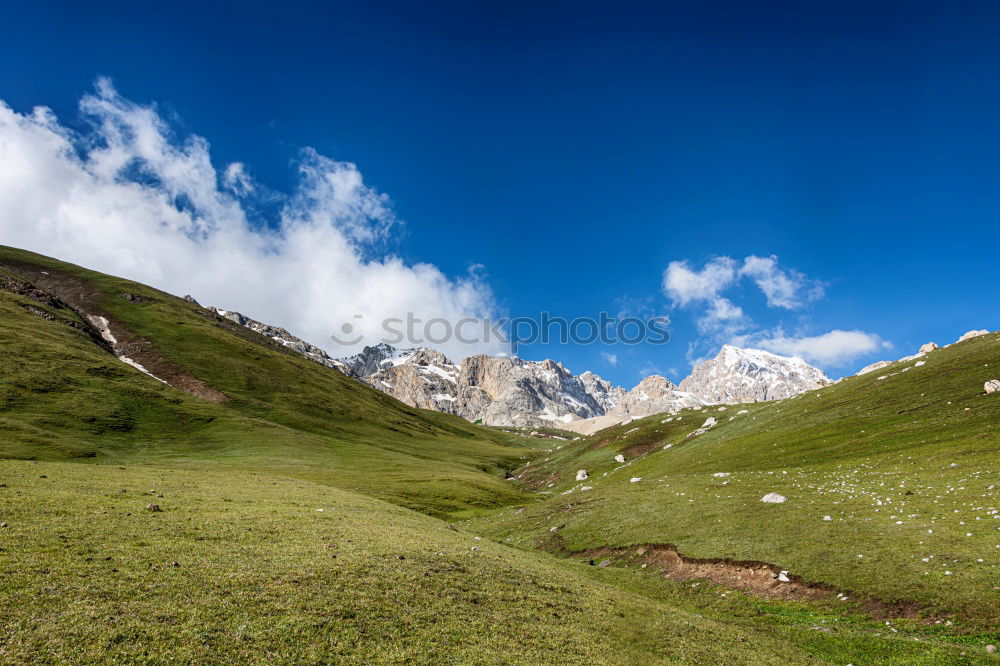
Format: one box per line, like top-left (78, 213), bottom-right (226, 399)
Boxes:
top-left (630, 477), bottom-right (642, 483)
top-left (956, 329), bottom-right (989, 344)
top-left (777, 571), bottom-right (791, 582)
top-left (146, 504), bottom-right (161, 512)
top-left (919, 342), bottom-right (938, 354)
top-left (614, 454), bottom-right (625, 463)
top-left (985, 380), bottom-right (1000, 395)
top-left (761, 493), bottom-right (787, 504)
top-left (576, 469), bottom-right (589, 481)
top-left (986, 645), bottom-right (997, 654)
top-left (701, 417), bottom-right (717, 428)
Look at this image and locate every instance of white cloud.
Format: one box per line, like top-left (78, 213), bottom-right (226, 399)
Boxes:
top-left (0, 79), bottom-right (504, 360)
top-left (751, 329), bottom-right (891, 366)
top-left (662, 257), bottom-right (737, 306)
top-left (600, 351), bottom-right (618, 366)
top-left (665, 255), bottom-right (885, 369)
top-left (739, 255), bottom-right (823, 309)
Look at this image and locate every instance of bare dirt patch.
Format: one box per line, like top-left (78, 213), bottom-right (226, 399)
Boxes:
top-left (558, 541), bottom-right (937, 622)
top-left (1, 261), bottom-right (227, 403)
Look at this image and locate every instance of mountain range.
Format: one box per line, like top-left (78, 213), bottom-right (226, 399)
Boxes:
top-left (203, 305), bottom-right (834, 430)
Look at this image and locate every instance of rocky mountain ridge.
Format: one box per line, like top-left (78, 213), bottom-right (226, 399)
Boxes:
top-left (204, 304), bottom-right (928, 431)
top-left (337, 341), bottom-right (825, 429)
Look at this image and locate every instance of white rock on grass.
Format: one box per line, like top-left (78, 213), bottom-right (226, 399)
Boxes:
top-left (823, 515), bottom-right (833, 521)
top-left (956, 329), bottom-right (989, 344)
top-left (777, 571), bottom-right (791, 582)
top-left (614, 454), bottom-right (626, 463)
top-left (701, 417), bottom-right (717, 428)
top-left (712, 472), bottom-right (731, 478)
top-left (985, 380), bottom-right (1000, 395)
top-left (630, 477), bottom-right (642, 483)
top-left (919, 342), bottom-right (939, 354)
top-left (576, 469), bottom-right (589, 481)
top-left (761, 493), bottom-right (787, 504)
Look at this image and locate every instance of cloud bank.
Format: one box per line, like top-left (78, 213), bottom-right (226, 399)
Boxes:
top-left (0, 79), bottom-right (504, 360)
top-left (663, 255), bottom-right (886, 369)
top-left (740, 329), bottom-right (891, 367)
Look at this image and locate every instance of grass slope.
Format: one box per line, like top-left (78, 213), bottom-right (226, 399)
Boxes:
top-left (0, 246), bottom-right (535, 516)
top-left (0, 460), bottom-right (815, 665)
top-left (464, 333), bottom-right (1000, 631)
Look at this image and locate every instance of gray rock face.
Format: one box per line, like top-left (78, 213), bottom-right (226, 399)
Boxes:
top-left (338, 344), bottom-right (714, 428)
top-left (456, 355), bottom-right (610, 426)
top-left (340, 342), bottom-right (427, 378)
top-left (679, 345), bottom-right (830, 404)
top-left (610, 375), bottom-right (703, 419)
top-left (578, 371), bottom-right (627, 412)
top-left (335, 346), bottom-right (626, 427)
top-left (362, 348), bottom-right (462, 414)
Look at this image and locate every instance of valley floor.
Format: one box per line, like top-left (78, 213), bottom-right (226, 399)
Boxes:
top-left (1, 460), bottom-right (995, 664)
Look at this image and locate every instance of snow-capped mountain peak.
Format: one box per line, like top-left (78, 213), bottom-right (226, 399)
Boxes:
top-left (680, 345), bottom-right (830, 403)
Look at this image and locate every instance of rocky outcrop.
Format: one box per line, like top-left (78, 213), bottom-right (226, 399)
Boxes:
top-left (363, 348), bottom-right (461, 414)
top-left (679, 345), bottom-right (830, 404)
top-left (857, 360), bottom-right (893, 376)
top-left (956, 330), bottom-right (989, 344)
top-left (610, 375), bottom-right (703, 419)
top-left (209, 307), bottom-right (354, 375)
top-left (456, 355), bottom-right (610, 426)
top-left (578, 371), bottom-right (627, 412)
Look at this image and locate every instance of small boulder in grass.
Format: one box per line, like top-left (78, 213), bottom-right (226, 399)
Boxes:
top-left (146, 504), bottom-right (161, 512)
top-left (761, 493), bottom-right (787, 504)
top-left (985, 379), bottom-right (1000, 394)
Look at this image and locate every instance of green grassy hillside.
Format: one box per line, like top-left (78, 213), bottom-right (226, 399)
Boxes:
top-left (464, 332), bottom-right (1000, 630)
top-left (1, 245), bottom-right (997, 663)
top-left (2, 459), bottom-right (988, 665)
top-left (0, 246), bottom-right (535, 516)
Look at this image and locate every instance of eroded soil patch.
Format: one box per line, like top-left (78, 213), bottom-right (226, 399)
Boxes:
top-left (561, 542), bottom-right (938, 622)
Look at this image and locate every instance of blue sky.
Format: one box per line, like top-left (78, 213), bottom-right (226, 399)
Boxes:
top-left (1, 1), bottom-right (998, 386)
